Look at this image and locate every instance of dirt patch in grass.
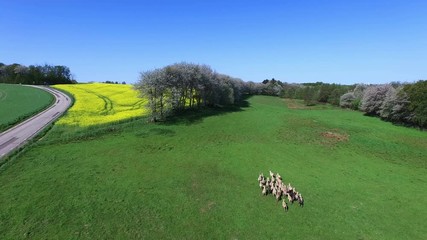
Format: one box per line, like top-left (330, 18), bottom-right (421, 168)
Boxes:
top-left (200, 201), bottom-right (216, 213)
top-left (321, 131), bottom-right (349, 142)
top-left (284, 99), bottom-right (310, 110)
top-left (283, 99), bottom-right (332, 110)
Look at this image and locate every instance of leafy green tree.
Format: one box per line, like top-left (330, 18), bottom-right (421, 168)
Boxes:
top-left (404, 80), bottom-right (427, 127)
top-left (0, 63), bottom-right (75, 84)
top-left (303, 86), bottom-right (319, 106)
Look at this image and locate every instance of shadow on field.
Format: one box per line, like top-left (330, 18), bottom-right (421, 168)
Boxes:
top-left (162, 95), bottom-right (251, 126)
top-left (135, 128), bottom-right (176, 138)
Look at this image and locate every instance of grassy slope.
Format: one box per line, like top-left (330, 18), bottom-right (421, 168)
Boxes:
top-left (0, 96), bottom-right (426, 239)
top-left (0, 84), bottom-right (53, 131)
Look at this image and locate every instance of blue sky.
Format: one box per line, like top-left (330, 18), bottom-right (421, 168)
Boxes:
top-left (1, 0), bottom-right (426, 84)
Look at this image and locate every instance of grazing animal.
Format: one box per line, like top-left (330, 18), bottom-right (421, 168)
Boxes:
top-left (282, 199), bottom-right (288, 212)
top-left (257, 171), bottom-right (305, 212)
top-left (269, 170), bottom-right (275, 178)
top-left (288, 192), bottom-right (295, 204)
top-left (281, 184), bottom-right (287, 193)
top-left (262, 186), bottom-right (267, 195)
top-left (297, 193), bottom-right (304, 207)
top-left (275, 190), bottom-right (282, 202)
top-left (276, 188), bottom-right (282, 197)
top-left (258, 173), bottom-right (264, 182)
top-left (270, 181), bottom-right (275, 190)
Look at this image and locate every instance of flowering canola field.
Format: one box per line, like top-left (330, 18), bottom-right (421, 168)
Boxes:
top-left (53, 83), bottom-right (148, 126)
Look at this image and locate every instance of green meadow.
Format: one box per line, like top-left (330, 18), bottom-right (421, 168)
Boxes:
top-left (0, 95), bottom-right (426, 239)
top-left (0, 84), bottom-right (53, 131)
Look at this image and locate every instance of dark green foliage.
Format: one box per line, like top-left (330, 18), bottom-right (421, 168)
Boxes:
top-left (351, 98), bottom-right (361, 110)
top-left (0, 63), bottom-right (76, 85)
top-left (278, 82), bottom-right (351, 107)
top-left (404, 80), bottom-right (427, 128)
top-left (303, 86), bottom-right (318, 106)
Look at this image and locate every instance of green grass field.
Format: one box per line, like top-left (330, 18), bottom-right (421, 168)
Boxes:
top-left (0, 84), bottom-right (54, 132)
top-left (0, 95), bottom-right (426, 239)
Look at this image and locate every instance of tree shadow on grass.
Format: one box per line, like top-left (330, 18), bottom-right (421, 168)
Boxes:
top-left (161, 95), bottom-right (251, 126)
top-left (135, 127), bottom-right (176, 138)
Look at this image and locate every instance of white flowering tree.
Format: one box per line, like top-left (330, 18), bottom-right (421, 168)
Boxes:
top-left (360, 84), bottom-right (393, 115)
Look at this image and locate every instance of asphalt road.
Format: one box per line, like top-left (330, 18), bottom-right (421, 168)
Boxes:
top-left (0, 86), bottom-right (71, 159)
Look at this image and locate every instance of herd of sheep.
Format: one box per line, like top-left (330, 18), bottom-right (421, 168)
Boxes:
top-left (258, 171), bottom-right (304, 212)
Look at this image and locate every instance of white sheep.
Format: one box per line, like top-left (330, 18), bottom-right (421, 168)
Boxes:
top-left (297, 193), bottom-right (304, 207)
top-left (258, 173), bottom-right (264, 182)
top-left (262, 185), bottom-right (267, 195)
top-left (282, 199), bottom-right (288, 212)
top-left (287, 192), bottom-right (294, 203)
top-left (275, 189), bottom-right (282, 202)
top-left (269, 170), bottom-right (275, 178)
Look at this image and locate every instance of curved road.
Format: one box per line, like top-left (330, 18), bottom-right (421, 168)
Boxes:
top-left (0, 86), bottom-right (71, 159)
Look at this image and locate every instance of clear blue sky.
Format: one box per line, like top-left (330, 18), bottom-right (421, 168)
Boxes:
top-left (1, 0), bottom-right (426, 84)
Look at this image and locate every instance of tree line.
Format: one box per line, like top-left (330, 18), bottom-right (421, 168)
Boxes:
top-left (251, 79), bottom-right (426, 128)
top-left (136, 63), bottom-right (426, 129)
top-left (135, 64), bottom-right (355, 121)
top-left (339, 81), bottom-right (427, 128)
top-left (255, 79), bottom-right (352, 106)
top-left (0, 62), bottom-right (76, 85)
top-left (135, 62), bottom-right (246, 121)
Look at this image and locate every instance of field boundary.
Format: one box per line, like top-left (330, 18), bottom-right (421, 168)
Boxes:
top-left (0, 85), bottom-right (55, 132)
top-left (0, 86), bottom-right (71, 163)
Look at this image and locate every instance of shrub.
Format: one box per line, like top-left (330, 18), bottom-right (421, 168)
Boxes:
top-left (360, 84), bottom-right (393, 116)
top-left (339, 92), bottom-right (356, 108)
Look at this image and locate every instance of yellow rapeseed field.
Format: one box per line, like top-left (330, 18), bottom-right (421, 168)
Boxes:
top-left (53, 83), bottom-right (149, 126)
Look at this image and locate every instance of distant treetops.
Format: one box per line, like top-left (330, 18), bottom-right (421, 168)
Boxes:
top-left (0, 62), bottom-right (76, 85)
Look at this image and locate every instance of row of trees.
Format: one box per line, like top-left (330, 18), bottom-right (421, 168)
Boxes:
top-left (0, 63), bottom-right (76, 85)
top-left (135, 63), bottom-right (426, 128)
top-left (103, 80), bottom-right (127, 84)
top-left (253, 79), bottom-right (352, 106)
top-left (257, 79), bottom-right (427, 128)
top-left (135, 62), bottom-right (246, 121)
top-left (339, 81), bottom-right (427, 128)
